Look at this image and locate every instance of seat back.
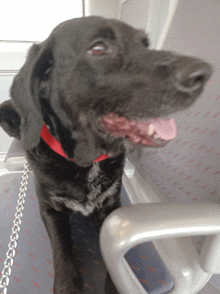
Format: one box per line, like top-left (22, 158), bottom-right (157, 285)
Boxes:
top-left (116, 0), bottom-right (220, 293)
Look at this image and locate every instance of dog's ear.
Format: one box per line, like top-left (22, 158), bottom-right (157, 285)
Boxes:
top-left (0, 100), bottom-right (21, 139)
top-left (10, 37), bottom-right (54, 150)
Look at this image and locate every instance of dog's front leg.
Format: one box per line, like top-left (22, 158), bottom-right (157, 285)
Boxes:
top-left (92, 194), bottom-right (121, 294)
top-left (39, 204), bottom-right (83, 294)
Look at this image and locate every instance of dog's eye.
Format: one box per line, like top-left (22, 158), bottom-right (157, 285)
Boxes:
top-left (142, 37), bottom-right (149, 47)
top-left (88, 43), bottom-right (107, 56)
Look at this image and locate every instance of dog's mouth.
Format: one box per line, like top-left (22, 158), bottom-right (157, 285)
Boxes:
top-left (100, 113), bottom-right (177, 147)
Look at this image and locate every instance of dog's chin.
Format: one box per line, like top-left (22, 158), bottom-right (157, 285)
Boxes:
top-left (99, 112), bottom-right (177, 148)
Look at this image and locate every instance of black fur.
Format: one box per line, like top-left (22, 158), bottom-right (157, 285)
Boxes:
top-left (0, 100), bottom-right (21, 139)
top-left (0, 16), bottom-right (212, 294)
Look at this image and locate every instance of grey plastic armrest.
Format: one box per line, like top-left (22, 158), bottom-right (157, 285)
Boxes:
top-left (5, 139), bottom-right (26, 171)
top-left (100, 202), bottom-right (220, 294)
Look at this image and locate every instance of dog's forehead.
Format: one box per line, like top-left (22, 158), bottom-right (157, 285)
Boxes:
top-left (52, 16), bottom-right (138, 47)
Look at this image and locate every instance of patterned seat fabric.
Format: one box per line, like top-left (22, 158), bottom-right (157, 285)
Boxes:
top-left (0, 172), bottom-right (174, 293)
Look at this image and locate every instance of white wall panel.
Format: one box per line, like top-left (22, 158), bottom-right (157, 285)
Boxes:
top-left (0, 0), bottom-right (83, 41)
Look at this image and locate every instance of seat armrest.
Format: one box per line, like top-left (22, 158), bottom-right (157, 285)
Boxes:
top-left (100, 202), bottom-right (220, 294)
top-left (4, 139), bottom-right (26, 171)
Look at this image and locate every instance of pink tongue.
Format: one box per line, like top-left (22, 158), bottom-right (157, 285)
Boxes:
top-left (100, 113), bottom-right (177, 144)
top-left (150, 118), bottom-right (177, 141)
top-left (136, 118), bottom-right (177, 141)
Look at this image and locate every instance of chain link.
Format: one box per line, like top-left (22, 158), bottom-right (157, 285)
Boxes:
top-left (0, 160), bottom-right (30, 294)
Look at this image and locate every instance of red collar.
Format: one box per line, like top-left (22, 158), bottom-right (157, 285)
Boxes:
top-left (40, 124), bottom-right (109, 163)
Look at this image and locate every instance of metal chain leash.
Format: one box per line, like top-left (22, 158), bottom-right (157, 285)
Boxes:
top-left (0, 160), bottom-right (30, 294)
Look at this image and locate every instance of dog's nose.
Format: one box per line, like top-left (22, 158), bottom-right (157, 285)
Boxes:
top-left (174, 59), bottom-right (213, 93)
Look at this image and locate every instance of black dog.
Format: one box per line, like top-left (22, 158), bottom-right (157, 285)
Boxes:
top-left (0, 16), bottom-right (212, 293)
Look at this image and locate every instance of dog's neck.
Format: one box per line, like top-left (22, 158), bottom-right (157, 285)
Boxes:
top-left (40, 124), bottom-right (109, 163)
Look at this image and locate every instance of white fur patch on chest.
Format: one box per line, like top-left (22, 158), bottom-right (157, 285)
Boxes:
top-left (62, 163), bottom-right (120, 216)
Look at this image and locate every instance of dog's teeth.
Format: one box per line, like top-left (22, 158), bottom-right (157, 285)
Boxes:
top-left (154, 134), bottom-right (159, 139)
top-left (147, 124), bottom-right (154, 136)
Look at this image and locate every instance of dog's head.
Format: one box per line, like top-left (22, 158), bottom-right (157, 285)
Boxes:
top-left (5, 16), bottom-right (212, 166)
